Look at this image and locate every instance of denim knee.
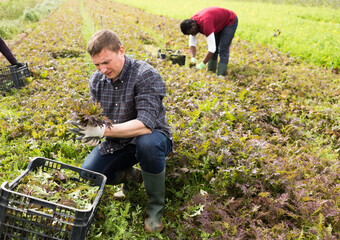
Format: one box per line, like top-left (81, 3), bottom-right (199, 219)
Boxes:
top-left (136, 131), bottom-right (171, 174)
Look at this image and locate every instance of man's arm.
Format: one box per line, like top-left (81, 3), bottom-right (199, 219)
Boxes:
top-left (202, 33), bottom-right (216, 64)
top-left (202, 51), bottom-right (214, 64)
top-left (189, 46), bottom-right (196, 58)
top-left (189, 35), bottom-right (197, 58)
top-left (104, 119), bottom-right (152, 138)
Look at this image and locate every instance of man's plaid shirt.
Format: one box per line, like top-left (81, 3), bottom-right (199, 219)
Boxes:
top-left (89, 56), bottom-right (172, 155)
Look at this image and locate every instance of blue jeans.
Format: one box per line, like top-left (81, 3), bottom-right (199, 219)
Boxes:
top-left (212, 16), bottom-right (238, 65)
top-left (81, 131), bottom-right (172, 184)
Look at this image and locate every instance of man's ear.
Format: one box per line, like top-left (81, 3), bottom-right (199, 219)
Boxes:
top-left (119, 46), bottom-right (125, 55)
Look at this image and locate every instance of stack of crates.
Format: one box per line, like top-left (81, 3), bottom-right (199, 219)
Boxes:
top-left (0, 157), bottom-right (107, 240)
top-left (0, 63), bottom-right (30, 92)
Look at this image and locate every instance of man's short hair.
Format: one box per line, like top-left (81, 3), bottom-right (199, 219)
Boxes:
top-left (180, 19), bottom-right (195, 35)
top-left (87, 29), bottom-right (122, 56)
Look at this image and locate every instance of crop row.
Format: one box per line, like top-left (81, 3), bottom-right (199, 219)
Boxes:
top-left (0, 0), bottom-right (339, 238)
top-left (0, 0), bottom-right (90, 182)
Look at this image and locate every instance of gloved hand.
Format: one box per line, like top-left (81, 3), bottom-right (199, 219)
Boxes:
top-left (196, 62), bottom-right (206, 70)
top-left (68, 122), bottom-right (105, 145)
top-left (190, 57), bottom-right (198, 64)
top-left (82, 137), bottom-right (101, 146)
top-left (189, 57), bottom-right (197, 68)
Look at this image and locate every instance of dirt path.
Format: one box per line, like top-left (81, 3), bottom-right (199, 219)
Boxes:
top-left (9, 32), bottom-right (28, 47)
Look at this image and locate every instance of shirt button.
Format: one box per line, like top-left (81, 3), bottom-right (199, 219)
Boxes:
top-left (115, 103), bottom-right (118, 106)
top-left (115, 87), bottom-right (118, 90)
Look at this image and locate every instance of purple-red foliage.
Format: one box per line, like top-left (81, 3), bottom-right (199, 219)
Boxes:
top-left (181, 189), bottom-right (339, 239)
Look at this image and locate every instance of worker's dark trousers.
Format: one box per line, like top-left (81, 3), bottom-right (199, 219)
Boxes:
top-left (212, 16), bottom-right (238, 66)
top-left (81, 130), bottom-right (172, 184)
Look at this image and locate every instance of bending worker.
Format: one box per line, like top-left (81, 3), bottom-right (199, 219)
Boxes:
top-left (70, 29), bottom-right (172, 233)
top-left (180, 7), bottom-right (238, 76)
top-left (0, 37), bottom-right (23, 67)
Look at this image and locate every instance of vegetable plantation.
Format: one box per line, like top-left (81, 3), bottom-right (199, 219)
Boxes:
top-left (116, 0), bottom-right (340, 70)
top-left (0, 0), bottom-right (339, 239)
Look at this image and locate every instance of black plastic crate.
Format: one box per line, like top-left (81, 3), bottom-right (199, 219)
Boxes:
top-left (0, 63), bottom-right (30, 92)
top-left (157, 49), bottom-right (186, 66)
top-left (0, 157), bottom-right (106, 240)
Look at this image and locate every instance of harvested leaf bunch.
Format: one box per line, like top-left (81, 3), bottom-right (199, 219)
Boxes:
top-left (71, 99), bottom-right (112, 127)
top-left (14, 167), bottom-right (99, 210)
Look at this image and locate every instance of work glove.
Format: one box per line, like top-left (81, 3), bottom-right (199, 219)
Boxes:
top-left (189, 57), bottom-right (197, 68)
top-left (196, 62), bottom-right (206, 70)
top-left (190, 57), bottom-right (198, 64)
top-left (82, 137), bottom-right (101, 146)
top-left (68, 122), bottom-right (105, 145)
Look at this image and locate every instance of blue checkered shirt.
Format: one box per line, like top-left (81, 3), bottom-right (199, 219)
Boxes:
top-left (89, 56), bottom-right (172, 155)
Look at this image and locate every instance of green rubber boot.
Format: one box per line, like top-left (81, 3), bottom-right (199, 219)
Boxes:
top-left (207, 59), bottom-right (217, 73)
top-left (142, 170), bottom-right (165, 233)
top-left (217, 62), bottom-right (228, 76)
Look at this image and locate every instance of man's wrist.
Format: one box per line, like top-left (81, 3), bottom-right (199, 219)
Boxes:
top-left (102, 125), bottom-right (109, 137)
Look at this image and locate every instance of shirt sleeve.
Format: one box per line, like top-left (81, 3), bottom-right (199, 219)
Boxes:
top-left (134, 67), bottom-right (166, 130)
top-left (206, 33), bottom-right (216, 53)
top-left (189, 35), bottom-right (197, 47)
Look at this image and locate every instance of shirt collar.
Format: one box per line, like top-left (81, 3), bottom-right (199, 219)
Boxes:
top-left (118, 55), bottom-right (131, 81)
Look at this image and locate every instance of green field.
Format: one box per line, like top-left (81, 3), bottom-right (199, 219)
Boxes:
top-left (0, 0), bottom-right (339, 239)
top-left (0, 0), bottom-right (64, 39)
top-left (116, 0), bottom-right (340, 69)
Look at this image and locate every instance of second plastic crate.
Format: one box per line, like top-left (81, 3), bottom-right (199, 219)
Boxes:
top-left (0, 63), bottom-right (30, 92)
top-left (157, 49), bottom-right (186, 66)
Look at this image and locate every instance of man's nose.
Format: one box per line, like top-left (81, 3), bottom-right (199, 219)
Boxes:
top-left (98, 64), bottom-right (107, 73)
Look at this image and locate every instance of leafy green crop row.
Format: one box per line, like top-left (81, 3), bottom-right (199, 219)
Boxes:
top-left (114, 0), bottom-right (340, 70)
top-left (0, 0), bottom-right (65, 39)
top-left (0, 0), bottom-right (339, 238)
top-left (0, 0), bottom-right (44, 20)
top-left (0, 0), bottom-right (90, 182)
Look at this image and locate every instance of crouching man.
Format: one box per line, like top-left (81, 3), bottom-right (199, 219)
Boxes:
top-left (72, 29), bottom-right (172, 233)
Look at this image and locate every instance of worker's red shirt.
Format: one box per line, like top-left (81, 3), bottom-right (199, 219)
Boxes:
top-left (191, 7), bottom-right (236, 37)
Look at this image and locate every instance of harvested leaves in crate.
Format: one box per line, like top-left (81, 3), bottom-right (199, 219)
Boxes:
top-left (14, 166), bottom-right (99, 210)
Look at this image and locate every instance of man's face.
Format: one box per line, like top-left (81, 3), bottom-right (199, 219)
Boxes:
top-left (187, 22), bottom-right (198, 35)
top-left (91, 47), bottom-right (125, 81)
